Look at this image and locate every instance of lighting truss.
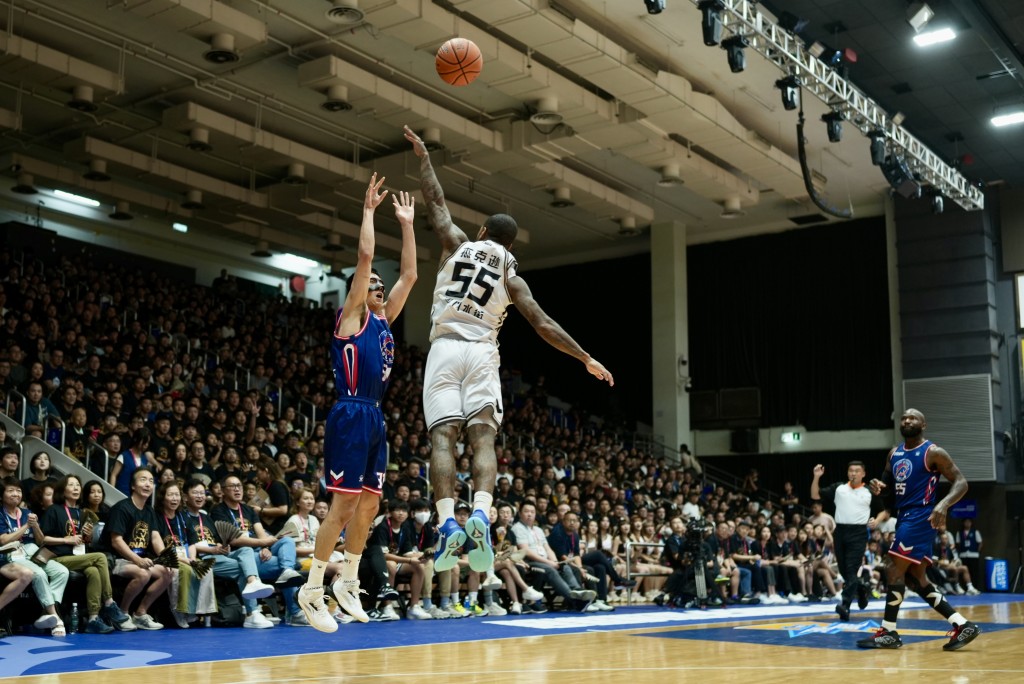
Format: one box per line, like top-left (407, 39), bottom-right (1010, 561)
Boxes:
top-left (685, 0), bottom-right (983, 210)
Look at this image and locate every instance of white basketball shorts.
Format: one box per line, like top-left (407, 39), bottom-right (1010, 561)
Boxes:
top-left (423, 337), bottom-right (503, 431)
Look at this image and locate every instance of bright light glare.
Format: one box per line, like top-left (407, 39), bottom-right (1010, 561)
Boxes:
top-left (172, 222), bottom-right (189, 233)
top-left (53, 189), bottom-right (101, 207)
top-left (992, 111), bottom-right (1024, 127)
top-left (276, 252), bottom-right (320, 271)
top-left (913, 27), bottom-right (956, 47)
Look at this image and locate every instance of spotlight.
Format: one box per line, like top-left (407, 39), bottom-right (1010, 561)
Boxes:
top-left (282, 163), bottom-right (307, 185)
top-left (931, 192), bottom-right (944, 214)
top-left (906, 2), bottom-right (935, 33)
top-left (880, 154), bottom-right (921, 199)
top-left (821, 110), bottom-right (844, 143)
top-left (775, 75), bottom-right (800, 111)
top-left (67, 85), bottom-right (99, 113)
top-left (181, 189), bottom-right (205, 210)
top-left (721, 36), bottom-right (748, 73)
top-left (643, 0), bottom-right (665, 14)
top-left (868, 131), bottom-right (886, 166)
top-left (698, 1), bottom-right (725, 47)
top-left (204, 33), bottom-right (240, 64)
top-left (187, 128), bottom-right (213, 152)
top-left (809, 41), bottom-right (842, 68)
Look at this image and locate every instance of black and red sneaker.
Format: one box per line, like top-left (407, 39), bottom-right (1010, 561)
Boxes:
top-left (943, 621), bottom-right (981, 651)
top-left (857, 627), bottom-right (903, 649)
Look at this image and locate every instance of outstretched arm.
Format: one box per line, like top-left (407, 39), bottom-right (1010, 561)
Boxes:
top-left (507, 275), bottom-right (613, 386)
top-left (384, 190), bottom-right (418, 323)
top-left (810, 464), bottom-right (823, 500)
top-left (403, 125), bottom-right (468, 259)
top-left (928, 447), bottom-right (968, 530)
top-left (337, 173), bottom-right (387, 338)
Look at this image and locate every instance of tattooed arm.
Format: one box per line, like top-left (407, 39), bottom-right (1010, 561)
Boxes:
top-left (403, 125), bottom-right (468, 260)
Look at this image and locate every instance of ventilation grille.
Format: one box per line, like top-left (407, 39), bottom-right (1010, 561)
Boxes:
top-left (902, 374), bottom-right (995, 481)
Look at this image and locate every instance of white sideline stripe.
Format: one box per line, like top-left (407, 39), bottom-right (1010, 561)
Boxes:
top-left (483, 599), bottom-right (928, 630)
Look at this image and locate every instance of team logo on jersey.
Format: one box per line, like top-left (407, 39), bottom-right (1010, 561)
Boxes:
top-left (893, 458), bottom-right (913, 482)
top-left (379, 330), bottom-right (394, 382)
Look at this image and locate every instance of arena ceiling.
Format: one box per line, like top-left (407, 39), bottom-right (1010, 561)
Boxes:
top-left (0, 0), bottom-right (1019, 272)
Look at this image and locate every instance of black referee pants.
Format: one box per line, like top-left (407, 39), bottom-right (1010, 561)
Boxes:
top-left (833, 523), bottom-right (868, 608)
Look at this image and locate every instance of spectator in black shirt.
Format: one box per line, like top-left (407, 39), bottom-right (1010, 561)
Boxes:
top-left (371, 500), bottom-right (428, 619)
top-left (100, 467), bottom-right (171, 630)
top-left (381, 464), bottom-right (401, 502)
top-left (255, 457), bottom-right (291, 536)
top-left (184, 440), bottom-right (216, 486)
top-left (20, 450), bottom-right (59, 499)
top-left (548, 512), bottom-right (613, 611)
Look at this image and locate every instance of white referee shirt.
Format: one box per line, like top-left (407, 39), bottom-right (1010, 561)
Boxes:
top-left (832, 482), bottom-right (873, 525)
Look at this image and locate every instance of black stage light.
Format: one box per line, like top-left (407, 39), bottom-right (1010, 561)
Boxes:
top-left (644, 0), bottom-right (666, 14)
top-left (722, 36), bottom-right (748, 73)
top-left (868, 131), bottom-right (886, 166)
top-left (698, 1), bottom-right (725, 46)
top-left (775, 76), bottom-right (800, 111)
top-left (822, 110), bottom-right (844, 143)
top-left (881, 155), bottom-right (921, 199)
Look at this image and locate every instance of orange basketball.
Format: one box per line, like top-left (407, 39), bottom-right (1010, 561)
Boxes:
top-left (436, 38), bottom-right (483, 87)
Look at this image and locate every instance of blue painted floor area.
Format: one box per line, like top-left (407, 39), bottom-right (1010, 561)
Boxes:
top-left (3, 594), bottom-right (1022, 677)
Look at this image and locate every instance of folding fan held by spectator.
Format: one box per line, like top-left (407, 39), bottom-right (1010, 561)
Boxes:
top-left (153, 546), bottom-right (180, 569)
top-left (192, 557), bottom-right (215, 579)
top-left (80, 509), bottom-right (99, 540)
top-left (215, 520), bottom-right (243, 545)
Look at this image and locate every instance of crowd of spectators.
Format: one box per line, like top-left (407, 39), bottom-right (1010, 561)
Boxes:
top-left (0, 246), bottom-right (984, 634)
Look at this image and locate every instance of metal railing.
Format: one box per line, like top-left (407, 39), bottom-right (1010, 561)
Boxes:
top-left (624, 540), bottom-right (668, 603)
top-left (7, 389), bottom-right (27, 426)
top-left (22, 436), bottom-right (126, 507)
top-left (88, 439), bottom-right (113, 481)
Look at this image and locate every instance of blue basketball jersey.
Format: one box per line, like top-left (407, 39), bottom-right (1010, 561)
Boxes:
top-left (890, 439), bottom-right (940, 510)
top-left (331, 309), bottom-right (395, 400)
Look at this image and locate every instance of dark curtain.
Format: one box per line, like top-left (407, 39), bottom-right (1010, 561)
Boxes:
top-left (688, 219), bottom-right (893, 430)
top-left (499, 253), bottom-right (652, 424)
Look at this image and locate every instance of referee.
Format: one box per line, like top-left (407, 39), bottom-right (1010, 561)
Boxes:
top-left (811, 461), bottom-right (888, 621)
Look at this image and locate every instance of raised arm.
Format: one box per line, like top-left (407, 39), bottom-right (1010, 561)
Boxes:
top-left (403, 125), bottom-right (468, 259)
top-left (506, 276), bottom-right (614, 386)
top-left (337, 173), bottom-right (388, 338)
top-left (810, 464), bottom-right (824, 500)
top-left (927, 446), bottom-right (968, 530)
top-left (384, 190), bottom-right (418, 323)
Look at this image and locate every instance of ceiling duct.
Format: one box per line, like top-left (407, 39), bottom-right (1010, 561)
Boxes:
top-left (325, 0), bottom-right (364, 25)
top-left (550, 185), bottom-right (574, 208)
top-left (11, 173), bottom-right (38, 194)
top-left (283, 163), bottom-right (308, 185)
top-left (83, 159), bottom-right (110, 182)
top-left (618, 216), bottom-right (640, 236)
top-left (181, 189), bottom-right (205, 210)
top-left (720, 196), bottom-right (746, 219)
top-left (252, 240), bottom-right (272, 257)
top-left (422, 127), bottom-right (444, 152)
top-left (67, 85), bottom-right (98, 113)
top-left (657, 163), bottom-right (685, 187)
top-left (203, 33), bottom-right (239, 64)
top-left (109, 200), bottom-right (133, 220)
top-left (323, 232), bottom-right (344, 251)
top-left (531, 97), bottom-right (563, 125)
top-left (322, 84), bottom-right (352, 112)
top-left (187, 127), bottom-right (212, 152)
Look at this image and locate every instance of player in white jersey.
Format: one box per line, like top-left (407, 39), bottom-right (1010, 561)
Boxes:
top-left (404, 125), bottom-right (614, 573)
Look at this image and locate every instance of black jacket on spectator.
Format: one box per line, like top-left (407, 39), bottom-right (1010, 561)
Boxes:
top-left (547, 522), bottom-right (580, 560)
top-left (370, 518), bottom-right (414, 555)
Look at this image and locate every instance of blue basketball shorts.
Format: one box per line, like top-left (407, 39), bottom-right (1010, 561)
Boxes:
top-left (323, 397), bottom-right (387, 495)
top-left (888, 507), bottom-right (934, 565)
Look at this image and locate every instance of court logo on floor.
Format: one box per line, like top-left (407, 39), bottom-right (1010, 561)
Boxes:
top-left (0, 636), bottom-right (171, 676)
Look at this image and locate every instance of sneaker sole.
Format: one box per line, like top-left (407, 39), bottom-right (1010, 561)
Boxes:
top-left (434, 529), bottom-right (468, 573)
top-left (465, 516), bottom-right (494, 572)
top-left (242, 585), bottom-right (275, 600)
top-left (298, 594), bottom-right (339, 634)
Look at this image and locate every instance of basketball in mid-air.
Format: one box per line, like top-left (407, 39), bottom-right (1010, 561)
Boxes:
top-left (435, 38), bottom-right (483, 86)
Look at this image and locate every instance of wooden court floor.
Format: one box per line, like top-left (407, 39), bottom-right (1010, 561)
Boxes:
top-left (11, 601), bottom-right (1024, 684)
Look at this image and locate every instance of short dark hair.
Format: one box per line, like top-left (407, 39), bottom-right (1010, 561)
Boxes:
top-left (484, 213), bottom-right (518, 246)
top-left (389, 499), bottom-right (410, 513)
top-left (847, 460), bottom-right (865, 470)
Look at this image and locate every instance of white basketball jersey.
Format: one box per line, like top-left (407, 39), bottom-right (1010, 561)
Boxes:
top-left (429, 239), bottom-right (518, 344)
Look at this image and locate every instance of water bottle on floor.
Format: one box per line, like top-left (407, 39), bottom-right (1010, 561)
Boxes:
top-left (69, 604), bottom-right (80, 634)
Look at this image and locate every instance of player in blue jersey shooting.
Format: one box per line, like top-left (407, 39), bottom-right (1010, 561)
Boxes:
top-left (859, 408), bottom-right (981, 651)
top-left (297, 173), bottom-right (418, 633)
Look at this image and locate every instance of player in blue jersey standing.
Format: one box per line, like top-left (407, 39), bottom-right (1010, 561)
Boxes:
top-left (859, 408), bottom-right (981, 650)
top-left (405, 125), bottom-right (614, 576)
top-left (297, 173), bottom-right (418, 633)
